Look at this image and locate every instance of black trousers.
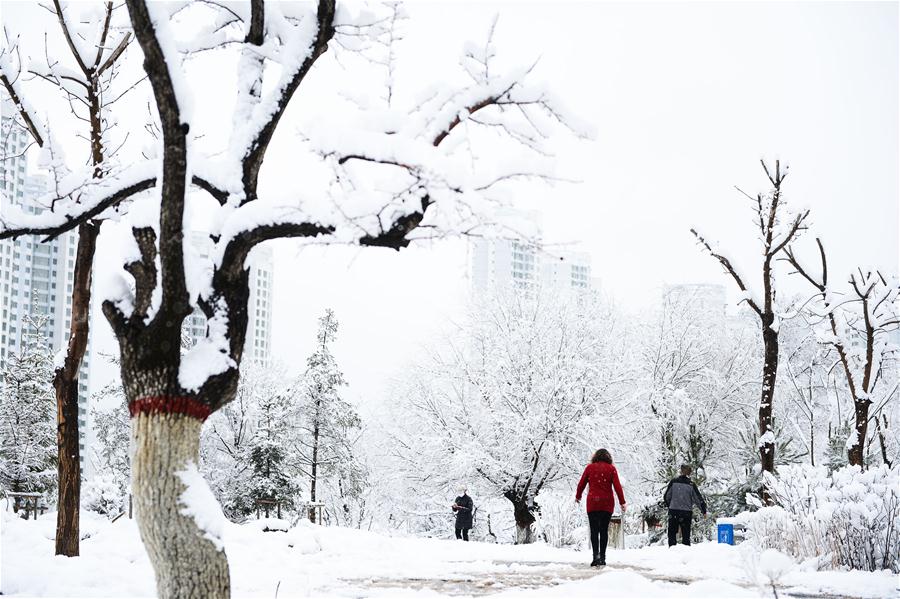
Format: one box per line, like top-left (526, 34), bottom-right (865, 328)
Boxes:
top-left (667, 509), bottom-right (692, 546)
top-left (587, 510), bottom-right (612, 558)
top-left (455, 527), bottom-right (469, 541)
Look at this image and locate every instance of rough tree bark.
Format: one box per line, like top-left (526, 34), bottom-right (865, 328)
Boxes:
top-left (53, 222), bottom-right (97, 556)
top-left (132, 413), bottom-right (229, 598)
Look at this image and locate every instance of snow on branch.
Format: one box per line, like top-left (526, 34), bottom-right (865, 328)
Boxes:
top-left (690, 227), bottom-right (762, 316)
top-left (0, 39), bottom-right (45, 146)
top-left (0, 161), bottom-right (157, 241)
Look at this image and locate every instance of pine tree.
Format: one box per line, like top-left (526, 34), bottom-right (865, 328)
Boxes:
top-left (0, 311), bottom-right (57, 497)
top-left (292, 309), bottom-right (362, 523)
top-left (246, 383), bottom-right (299, 518)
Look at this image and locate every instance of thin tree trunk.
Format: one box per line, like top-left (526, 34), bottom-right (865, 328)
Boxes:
top-left (309, 413), bottom-right (319, 523)
top-left (759, 323), bottom-right (778, 476)
top-left (54, 69), bottom-right (106, 555)
top-left (54, 222), bottom-right (98, 556)
top-left (132, 412), bottom-right (230, 599)
top-left (875, 415), bottom-right (892, 468)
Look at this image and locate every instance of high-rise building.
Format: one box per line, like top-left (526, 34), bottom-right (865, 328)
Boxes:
top-left (1, 117), bottom-right (92, 472)
top-left (182, 232), bottom-right (274, 366)
top-left (245, 245), bottom-right (274, 365)
top-left (470, 211), bottom-right (592, 296)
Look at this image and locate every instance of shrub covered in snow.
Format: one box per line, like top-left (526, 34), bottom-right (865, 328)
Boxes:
top-left (747, 464), bottom-right (899, 572)
top-left (536, 491), bottom-right (587, 549)
top-left (81, 474), bottom-right (127, 517)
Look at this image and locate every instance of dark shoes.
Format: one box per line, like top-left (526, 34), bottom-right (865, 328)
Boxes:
top-left (590, 555), bottom-right (606, 567)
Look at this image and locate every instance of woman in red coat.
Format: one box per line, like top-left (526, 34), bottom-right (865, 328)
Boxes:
top-left (575, 448), bottom-right (626, 566)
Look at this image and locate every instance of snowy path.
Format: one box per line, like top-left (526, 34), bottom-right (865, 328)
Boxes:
top-left (334, 557), bottom-right (872, 599)
top-left (1, 512), bottom-right (896, 598)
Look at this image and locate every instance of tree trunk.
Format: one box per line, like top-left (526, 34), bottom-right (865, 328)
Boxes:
top-left (132, 412), bottom-right (230, 599)
top-left (507, 494), bottom-right (536, 544)
top-left (875, 415), bottom-right (892, 468)
top-left (759, 323), bottom-right (778, 475)
top-left (309, 401), bottom-right (320, 523)
top-left (757, 322), bottom-right (779, 504)
top-left (847, 398), bottom-right (871, 467)
top-left (54, 222), bottom-right (99, 556)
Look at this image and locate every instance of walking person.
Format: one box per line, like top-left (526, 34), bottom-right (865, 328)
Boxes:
top-left (575, 448), bottom-right (626, 567)
top-left (663, 464), bottom-right (707, 546)
top-left (452, 488), bottom-right (474, 541)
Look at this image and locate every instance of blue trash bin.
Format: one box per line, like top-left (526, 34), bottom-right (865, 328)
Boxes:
top-left (717, 523), bottom-right (734, 544)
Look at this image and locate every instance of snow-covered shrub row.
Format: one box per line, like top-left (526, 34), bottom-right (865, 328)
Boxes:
top-left (747, 464), bottom-right (899, 572)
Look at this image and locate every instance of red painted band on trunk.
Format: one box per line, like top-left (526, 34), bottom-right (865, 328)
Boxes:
top-left (129, 396), bottom-right (211, 422)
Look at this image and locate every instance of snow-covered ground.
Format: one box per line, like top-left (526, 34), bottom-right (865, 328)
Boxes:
top-left (1, 511), bottom-right (896, 598)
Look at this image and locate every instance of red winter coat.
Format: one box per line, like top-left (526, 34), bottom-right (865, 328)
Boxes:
top-left (575, 462), bottom-right (625, 513)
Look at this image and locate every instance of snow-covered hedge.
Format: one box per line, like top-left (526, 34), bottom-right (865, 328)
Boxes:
top-left (747, 465), bottom-right (899, 573)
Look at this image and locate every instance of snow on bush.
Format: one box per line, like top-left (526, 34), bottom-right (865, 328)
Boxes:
top-left (747, 464), bottom-right (899, 572)
top-left (535, 491), bottom-right (587, 549)
top-left (81, 474), bottom-right (127, 517)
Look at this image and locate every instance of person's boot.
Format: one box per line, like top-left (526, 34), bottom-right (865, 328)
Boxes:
top-left (590, 553), bottom-right (600, 567)
top-left (598, 552), bottom-right (606, 566)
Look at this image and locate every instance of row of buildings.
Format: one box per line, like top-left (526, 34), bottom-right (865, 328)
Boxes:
top-left (0, 114), bottom-right (274, 476)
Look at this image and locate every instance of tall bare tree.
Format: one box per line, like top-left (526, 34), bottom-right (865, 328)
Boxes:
top-left (1, 1), bottom-right (581, 595)
top-left (691, 160), bottom-right (809, 489)
top-left (784, 238), bottom-right (899, 467)
top-left (0, 0), bottom-right (134, 556)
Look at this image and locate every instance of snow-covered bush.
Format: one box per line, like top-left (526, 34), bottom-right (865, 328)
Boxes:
top-left (81, 474), bottom-right (127, 517)
top-left (537, 491), bottom-right (586, 548)
top-left (747, 465), bottom-right (899, 572)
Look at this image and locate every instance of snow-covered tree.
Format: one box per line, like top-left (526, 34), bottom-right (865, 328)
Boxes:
top-left (290, 310), bottom-right (361, 522)
top-left (200, 361), bottom-right (289, 520)
top-left (784, 238), bottom-right (900, 466)
top-left (1, 0), bottom-right (139, 555)
top-left (0, 312), bottom-right (57, 497)
top-left (394, 291), bottom-right (616, 544)
top-left (778, 317), bottom-right (830, 466)
top-left (246, 388), bottom-right (299, 518)
top-left (632, 286), bottom-right (759, 537)
top-left (0, 0), bottom-right (581, 592)
top-left (90, 381), bottom-right (131, 502)
top-left (691, 160), bottom-right (810, 492)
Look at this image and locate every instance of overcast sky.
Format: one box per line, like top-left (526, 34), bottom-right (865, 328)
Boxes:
top-left (2, 1), bottom-right (897, 414)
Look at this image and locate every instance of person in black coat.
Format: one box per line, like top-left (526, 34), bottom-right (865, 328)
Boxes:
top-left (663, 464), bottom-right (707, 546)
top-left (452, 488), bottom-right (474, 541)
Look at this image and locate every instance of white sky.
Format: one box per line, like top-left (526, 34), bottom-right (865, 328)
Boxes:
top-left (1, 1), bottom-right (897, 415)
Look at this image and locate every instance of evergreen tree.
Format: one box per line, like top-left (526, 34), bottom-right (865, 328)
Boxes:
top-left (292, 309), bottom-right (362, 523)
top-left (246, 382), bottom-right (299, 518)
top-left (0, 311), bottom-right (57, 497)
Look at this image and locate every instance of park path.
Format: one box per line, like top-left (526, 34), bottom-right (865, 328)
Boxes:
top-left (337, 557), bottom-right (862, 598)
top-left (338, 558), bottom-right (713, 596)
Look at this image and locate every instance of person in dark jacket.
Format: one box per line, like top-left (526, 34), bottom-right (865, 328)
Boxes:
top-left (663, 464), bottom-right (707, 546)
top-left (575, 448), bottom-right (626, 567)
top-left (452, 488), bottom-right (474, 541)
